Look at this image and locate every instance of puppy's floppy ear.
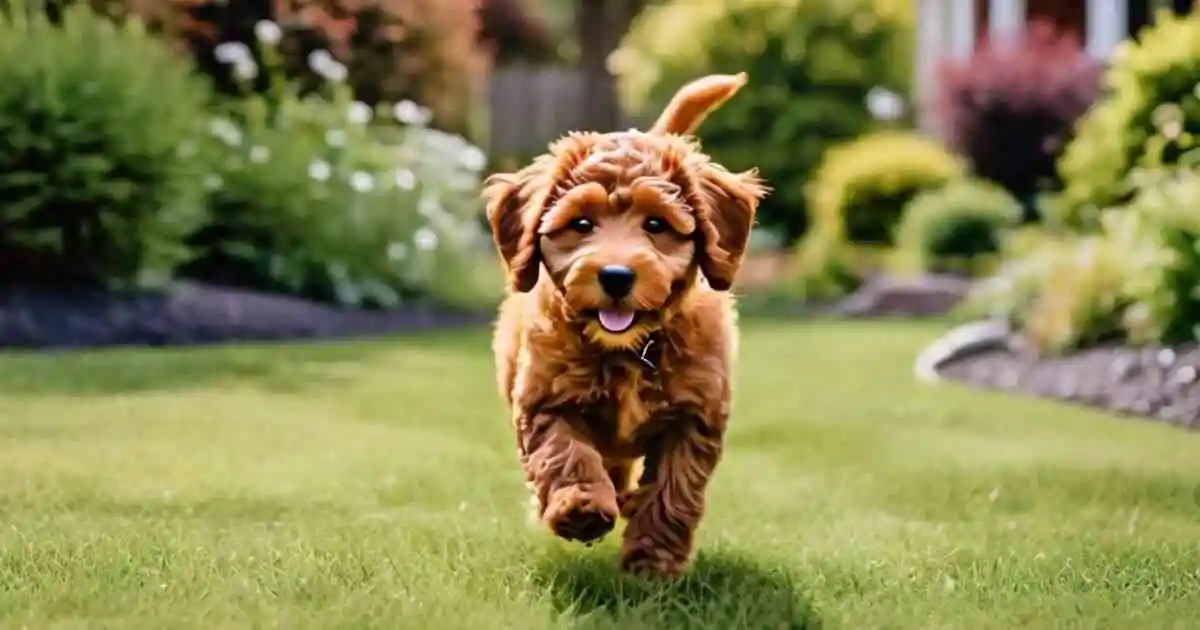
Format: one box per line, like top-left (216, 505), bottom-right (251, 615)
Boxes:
top-left (484, 169), bottom-right (544, 293)
top-left (695, 166), bottom-right (769, 291)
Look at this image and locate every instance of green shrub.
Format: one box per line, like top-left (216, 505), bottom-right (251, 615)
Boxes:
top-left (613, 0), bottom-right (913, 244)
top-left (0, 2), bottom-right (215, 288)
top-left (1056, 8), bottom-right (1200, 230)
top-left (894, 179), bottom-right (1022, 275)
top-left (1107, 165), bottom-right (1200, 345)
top-left (807, 131), bottom-right (964, 247)
top-left (181, 30), bottom-right (491, 309)
top-left (782, 236), bottom-right (871, 301)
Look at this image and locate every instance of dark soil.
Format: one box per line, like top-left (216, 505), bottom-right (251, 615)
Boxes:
top-left (937, 341), bottom-right (1200, 430)
top-left (0, 282), bottom-right (491, 350)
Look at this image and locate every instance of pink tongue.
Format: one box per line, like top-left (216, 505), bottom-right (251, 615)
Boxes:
top-left (598, 309), bottom-right (635, 333)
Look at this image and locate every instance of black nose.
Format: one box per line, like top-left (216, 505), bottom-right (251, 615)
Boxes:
top-left (597, 265), bottom-right (636, 299)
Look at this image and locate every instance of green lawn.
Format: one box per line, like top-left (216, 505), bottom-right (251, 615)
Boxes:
top-left (0, 320), bottom-right (1197, 629)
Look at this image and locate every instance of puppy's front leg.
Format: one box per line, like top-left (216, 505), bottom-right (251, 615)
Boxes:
top-left (520, 413), bottom-right (618, 543)
top-left (619, 416), bottom-right (724, 578)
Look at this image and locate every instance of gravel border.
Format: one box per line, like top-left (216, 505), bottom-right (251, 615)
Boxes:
top-left (0, 282), bottom-right (492, 350)
top-left (923, 321), bottom-right (1200, 431)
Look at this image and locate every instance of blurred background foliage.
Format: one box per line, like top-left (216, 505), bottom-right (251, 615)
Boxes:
top-left (2, 0), bottom-right (1200, 356)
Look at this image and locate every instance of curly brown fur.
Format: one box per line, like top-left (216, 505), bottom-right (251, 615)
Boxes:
top-left (484, 73), bottom-right (768, 578)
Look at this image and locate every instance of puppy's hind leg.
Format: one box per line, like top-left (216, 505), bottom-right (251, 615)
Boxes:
top-left (619, 420), bottom-right (724, 578)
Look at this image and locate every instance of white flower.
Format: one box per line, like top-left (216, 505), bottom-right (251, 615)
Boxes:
top-left (387, 242), bottom-right (408, 261)
top-left (253, 20), bottom-right (282, 46)
top-left (393, 100), bottom-right (420, 124)
top-left (308, 159), bottom-right (331, 182)
top-left (417, 194), bottom-right (441, 218)
top-left (233, 59), bottom-right (259, 82)
top-left (459, 145), bottom-right (487, 172)
top-left (214, 42), bottom-right (252, 66)
top-left (866, 86), bottom-right (905, 122)
top-left (414, 227), bottom-right (439, 251)
top-left (350, 171), bottom-right (374, 193)
top-left (348, 101), bottom-right (373, 125)
top-left (393, 100), bottom-right (432, 126)
top-left (307, 49), bottom-right (348, 82)
top-left (414, 105), bottom-right (433, 126)
top-left (249, 145), bottom-right (270, 164)
top-left (394, 168), bottom-right (416, 190)
top-left (444, 172), bottom-right (479, 193)
top-left (324, 61), bottom-right (348, 83)
top-left (307, 50), bottom-right (334, 74)
top-left (325, 128), bottom-right (346, 147)
top-left (209, 118), bottom-right (243, 147)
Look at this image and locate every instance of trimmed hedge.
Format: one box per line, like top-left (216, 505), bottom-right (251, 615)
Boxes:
top-left (807, 131), bottom-right (964, 247)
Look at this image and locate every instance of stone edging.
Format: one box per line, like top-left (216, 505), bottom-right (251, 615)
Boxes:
top-left (913, 318), bottom-right (1012, 384)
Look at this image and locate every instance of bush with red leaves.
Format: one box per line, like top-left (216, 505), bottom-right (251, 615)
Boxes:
top-left (77, 0), bottom-right (486, 138)
top-left (47, 0), bottom-right (553, 137)
top-left (934, 21), bottom-right (1102, 221)
top-left (274, 0), bottom-right (491, 138)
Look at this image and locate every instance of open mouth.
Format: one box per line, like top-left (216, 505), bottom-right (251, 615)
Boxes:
top-left (595, 308), bottom-right (639, 334)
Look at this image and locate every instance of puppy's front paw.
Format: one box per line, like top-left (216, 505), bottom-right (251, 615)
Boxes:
top-left (543, 484), bottom-right (618, 543)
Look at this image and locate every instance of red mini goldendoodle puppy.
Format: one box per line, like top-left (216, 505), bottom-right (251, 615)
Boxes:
top-left (484, 73), bottom-right (768, 578)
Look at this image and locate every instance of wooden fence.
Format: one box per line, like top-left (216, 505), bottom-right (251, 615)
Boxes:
top-left (485, 64), bottom-right (644, 156)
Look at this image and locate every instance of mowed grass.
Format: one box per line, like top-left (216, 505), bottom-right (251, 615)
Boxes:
top-left (0, 320), bottom-right (1197, 630)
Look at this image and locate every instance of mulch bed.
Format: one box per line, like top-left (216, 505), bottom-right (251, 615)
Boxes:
top-left (832, 273), bottom-right (974, 318)
top-left (0, 282), bottom-right (491, 350)
top-left (0, 271), bottom-right (973, 351)
top-left (937, 341), bottom-right (1200, 430)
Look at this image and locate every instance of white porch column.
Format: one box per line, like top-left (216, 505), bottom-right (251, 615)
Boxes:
top-left (914, 0), bottom-right (948, 134)
top-left (1086, 0), bottom-right (1127, 59)
top-left (949, 0), bottom-right (977, 59)
top-left (988, 0), bottom-right (1026, 45)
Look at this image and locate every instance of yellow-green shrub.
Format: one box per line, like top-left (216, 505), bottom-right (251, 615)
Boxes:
top-left (1056, 9), bottom-right (1200, 230)
top-left (963, 235), bottom-right (1133, 354)
top-left (808, 131), bottom-right (964, 247)
top-left (612, 0), bottom-right (913, 243)
top-left (1018, 237), bottom-right (1134, 353)
top-left (1108, 165), bottom-right (1200, 345)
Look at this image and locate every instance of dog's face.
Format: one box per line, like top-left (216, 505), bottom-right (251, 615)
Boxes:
top-left (485, 131), bottom-right (766, 349)
top-left (537, 159), bottom-right (697, 349)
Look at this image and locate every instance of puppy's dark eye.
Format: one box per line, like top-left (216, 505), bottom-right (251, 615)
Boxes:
top-left (643, 217), bottom-right (668, 234)
top-left (568, 217), bottom-right (594, 233)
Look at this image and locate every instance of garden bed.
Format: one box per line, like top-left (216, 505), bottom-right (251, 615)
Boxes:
top-left (0, 282), bottom-right (491, 350)
top-left (935, 339), bottom-right (1200, 430)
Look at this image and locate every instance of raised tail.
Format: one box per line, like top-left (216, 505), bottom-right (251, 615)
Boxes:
top-left (648, 72), bottom-right (748, 136)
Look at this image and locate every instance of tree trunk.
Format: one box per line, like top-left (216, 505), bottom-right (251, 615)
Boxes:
top-left (576, 0), bottom-right (644, 132)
